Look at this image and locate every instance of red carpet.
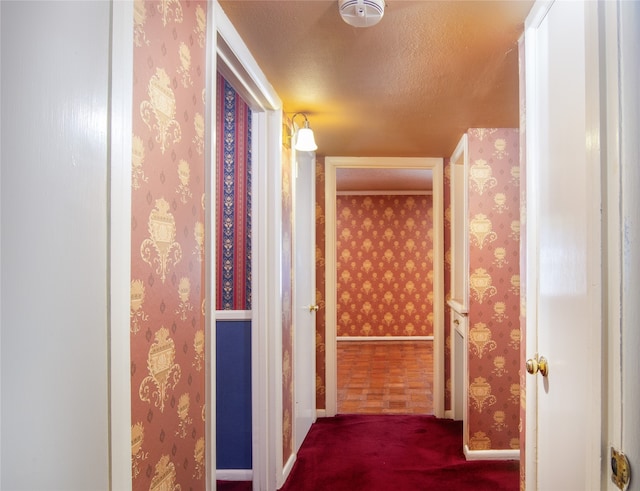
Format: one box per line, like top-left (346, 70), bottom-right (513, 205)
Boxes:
top-left (216, 481), bottom-right (252, 491)
top-left (279, 414), bottom-right (519, 491)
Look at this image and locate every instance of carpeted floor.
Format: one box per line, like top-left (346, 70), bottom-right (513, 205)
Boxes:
top-left (216, 481), bottom-right (252, 491)
top-left (278, 414), bottom-right (519, 491)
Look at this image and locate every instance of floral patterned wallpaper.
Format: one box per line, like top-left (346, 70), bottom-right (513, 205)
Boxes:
top-left (216, 74), bottom-right (252, 311)
top-left (518, 37), bottom-right (527, 490)
top-left (282, 145), bottom-right (294, 464)
top-left (130, 1), bottom-right (208, 489)
top-left (315, 158), bottom-right (327, 409)
top-left (443, 158), bottom-right (452, 412)
top-left (336, 195), bottom-right (435, 337)
top-left (465, 128), bottom-right (520, 452)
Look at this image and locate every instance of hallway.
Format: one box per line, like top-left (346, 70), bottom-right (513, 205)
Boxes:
top-left (337, 341), bottom-right (433, 415)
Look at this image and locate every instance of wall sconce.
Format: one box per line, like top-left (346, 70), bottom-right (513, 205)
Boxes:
top-left (292, 113), bottom-right (318, 152)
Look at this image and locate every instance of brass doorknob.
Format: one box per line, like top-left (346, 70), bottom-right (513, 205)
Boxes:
top-left (309, 304), bottom-right (319, 312)
top-left (526, 355), bottom-right (549, 377)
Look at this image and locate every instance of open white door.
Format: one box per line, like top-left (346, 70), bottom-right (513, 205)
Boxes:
top-left (293, 150), bottom-right (318, 452)
top-left (524, 1), bottom-right (603, 489)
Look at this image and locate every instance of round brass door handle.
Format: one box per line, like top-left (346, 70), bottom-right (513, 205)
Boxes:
top-left (526, 355), bottom-right (549, 377)
top-left (309, 304), bottom-right (319, 312)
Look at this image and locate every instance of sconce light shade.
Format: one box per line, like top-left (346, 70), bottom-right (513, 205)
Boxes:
top-left (293, 114), bottom-right (318, 152)
top-left (295, 127), bottom-right (318, 152)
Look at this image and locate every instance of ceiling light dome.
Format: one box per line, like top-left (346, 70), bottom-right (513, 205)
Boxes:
top-left (339, 0), bottom-right (385, 28)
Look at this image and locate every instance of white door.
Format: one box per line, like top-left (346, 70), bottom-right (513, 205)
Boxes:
top-left (1, 1), bottom-right (113, 488)
top-left (525, 2), bottom-right (602, 491)
top-left (524, 1), bottom-right (603, 489)
top-left (293, 150), bottom-right (318, 452)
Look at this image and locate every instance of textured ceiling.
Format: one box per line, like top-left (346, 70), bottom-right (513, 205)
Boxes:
top-left (218, 0), bottom-right (533, 162)
top-left (336, 168), bottom-right (432, 192)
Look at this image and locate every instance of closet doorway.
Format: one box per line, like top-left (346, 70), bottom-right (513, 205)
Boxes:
top-left (324, 157), bottom-right (444, 418)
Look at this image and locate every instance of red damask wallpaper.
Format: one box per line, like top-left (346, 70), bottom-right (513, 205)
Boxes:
top-left (282, 145), bottom-right (294, 464)
top-left (315, 158), bottom-right (327, 409)
top-left (465, 128), bottom-right (520, 452)
top-left (336, 195), bottom-right (435, 337)
top-left (443, 158), bottom-right (452, 412)
top-left (518, 37), bottom-right (527, 490)
top-left (130, 1), bottom-right (208, 489)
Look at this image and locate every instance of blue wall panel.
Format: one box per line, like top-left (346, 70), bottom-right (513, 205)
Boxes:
top-left (216, 320), bottom-right (252, 469)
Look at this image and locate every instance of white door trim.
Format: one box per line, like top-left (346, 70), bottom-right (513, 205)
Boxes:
top-left (616, 0), bottom-right (640, 488)
top-left (601, 1), bottom-right (622, 488)
top-left (109, 1), bottom-right (134, 489)
top-left (523, 4), bottom-right (547, 487)
top-left (212, 4), bottom-right (284, 491)
top-left (324, 157), bottom-right (445, 418)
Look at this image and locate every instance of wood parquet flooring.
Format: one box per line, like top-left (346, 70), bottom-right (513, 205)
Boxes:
top-left (337, 341), bottom-right (433, 415)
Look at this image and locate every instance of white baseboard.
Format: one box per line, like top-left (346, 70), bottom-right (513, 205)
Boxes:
top-left (316, 409), bottom-right (327, 418)
top-left (283, 453), bottom-right (296, 476)
top-left (279, 453), bottom-right (296, 488)
top-left (463, 445), bottom-right (520, 461)
top-left (215, 310), bottom-right (252, 320)
top-left (337, 336), bottom-right (434, 342)
top-left (444, 409), bottom-right (453, 419)
top-left (216, 469), bottom-right (253, 481)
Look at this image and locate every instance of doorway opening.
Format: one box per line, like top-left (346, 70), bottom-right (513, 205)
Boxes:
top-left (324, 157), bottom-right (445, 418)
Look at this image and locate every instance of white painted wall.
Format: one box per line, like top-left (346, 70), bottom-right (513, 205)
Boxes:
top-left (1, 1), bottom-right (111, 488)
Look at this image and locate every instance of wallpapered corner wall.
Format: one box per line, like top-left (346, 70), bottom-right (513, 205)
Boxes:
top-left (130, 1), bottom-right (208, 489)
top-left (281, 144), bottom-right (294, 463)
top-left (443, 156), bottom-right (452, 412)
top-left (518, 35), bottom-right (528, 490)
top-left (465, 128), bottom-right (521, 452)
top-left (315, 157), bottom-right (327, 410)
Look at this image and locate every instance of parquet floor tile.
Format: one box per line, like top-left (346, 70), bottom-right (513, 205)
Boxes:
top-left (337, 341), bottom-right (433, 415)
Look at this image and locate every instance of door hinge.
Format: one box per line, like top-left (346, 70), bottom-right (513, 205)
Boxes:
top-left (611, 447), bottom-right (631, 490)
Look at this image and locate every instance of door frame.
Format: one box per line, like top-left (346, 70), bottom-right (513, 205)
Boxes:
top-left (324, 156), bottom-right (445, 418)
top-left (109, 1), bottom-right (134, 488)
top-left (213, 5), bottom-right (284, 490)
top-left (602, 1), bottom-right (622, 489)
top-left (617, 2), bottom-right (640, 488)
top-left (602, 1), bottom-right (640, 488)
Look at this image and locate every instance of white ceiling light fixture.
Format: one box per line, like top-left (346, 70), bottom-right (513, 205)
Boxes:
top-left (339, 0), bottom-right (385, 28)
top-left (292, 113), bottom-right (318, 152)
